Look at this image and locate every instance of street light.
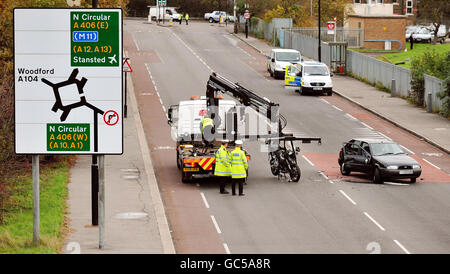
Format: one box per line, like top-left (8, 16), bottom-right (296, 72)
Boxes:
top-left (318, 0), bottom-right (321, 62)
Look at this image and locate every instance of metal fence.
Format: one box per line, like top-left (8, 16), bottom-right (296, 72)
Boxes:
top-left (424, 74), bottom-right (444, 111)
top-left (286, 27), bottom-right (364, 48)
top-left (282, 29), bottom-right (331, 66)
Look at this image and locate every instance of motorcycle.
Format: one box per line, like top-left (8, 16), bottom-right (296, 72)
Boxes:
top-left (267, 137), bottom-right (301, 182)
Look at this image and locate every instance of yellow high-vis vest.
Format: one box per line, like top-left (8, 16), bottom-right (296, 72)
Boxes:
top-left (230, 147), bottom-right (248, 179)
top-left (214, 145), bottom-right (231, 176)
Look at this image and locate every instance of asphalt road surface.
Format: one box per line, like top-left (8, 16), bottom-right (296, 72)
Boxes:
top-left (124, 19), bottom-right (450, 254)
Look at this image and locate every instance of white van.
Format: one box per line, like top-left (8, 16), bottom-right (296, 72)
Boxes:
top-left (148, 6), bottom-right (181, 22)
top-left (267, 49), bottom-right (302, 79)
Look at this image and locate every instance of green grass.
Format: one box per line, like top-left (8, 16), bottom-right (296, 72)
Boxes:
top-left (377, 42), bottom-right (450, 68)
top-left (0, 161), bottom-right (70, 254)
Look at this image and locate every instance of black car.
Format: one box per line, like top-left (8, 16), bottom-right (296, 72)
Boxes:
top-left (338, 139), bottom-right (422, 184)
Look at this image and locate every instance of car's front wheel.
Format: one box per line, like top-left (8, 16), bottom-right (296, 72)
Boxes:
top-left (372, 168), bottom-right (383, 184)
top-left (340, 163), bottom-right (351, 175)
top-left (209, 18), bottom-right (214, 23)
top-left (410, 177), bottom-right (417, 183)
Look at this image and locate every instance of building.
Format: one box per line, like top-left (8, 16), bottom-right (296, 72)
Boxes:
top-left (350, 0), bottom-right (418, 18)
top-left (347, 14), bottom-right (407, 50)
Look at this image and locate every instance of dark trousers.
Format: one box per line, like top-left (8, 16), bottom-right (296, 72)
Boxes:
top-left (186, 20), bottom-right (188, 25)
top-left (232, 178), bottom-right (245, 195)
top-left (179, 19), bottom-right (182, 24)
top-left (218, 176), bottom-right (230, 193)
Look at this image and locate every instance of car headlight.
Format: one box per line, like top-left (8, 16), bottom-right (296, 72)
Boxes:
top-left (387, 165), bottom-right (398, 170)
top-left (413, 165), bottom-right (421, 169)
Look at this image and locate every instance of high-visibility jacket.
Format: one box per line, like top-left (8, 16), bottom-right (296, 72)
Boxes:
top-left (214, 145), bottom-right (231, 176)
top-left (185, 14), bottom-right (189, 20)
top-left (178, 14), bottom-right (182, 20)
top-left (201, 117), bottom-right (214, 132)
top-left (230, 147), bottom-right (248, 179)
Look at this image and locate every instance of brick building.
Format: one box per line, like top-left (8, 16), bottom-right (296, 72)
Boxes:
top-left (347, 14), bottom-right (407, 50)
top-left (351, 0), bottom-right (418, 18)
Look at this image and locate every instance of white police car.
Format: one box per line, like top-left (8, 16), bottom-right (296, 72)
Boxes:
top-left (284, 61), bottom-right (333, 96)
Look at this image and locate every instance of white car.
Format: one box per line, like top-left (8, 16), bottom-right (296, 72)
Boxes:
top-left (267, 49), bottom-right (302, 79)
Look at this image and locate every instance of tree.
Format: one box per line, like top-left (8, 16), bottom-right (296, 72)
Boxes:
top-left (417, 0), bottom-right (450, 43)
top-left (264, 3), bottom-right (312, 27)
top-left (313, 0), bottom-right (352, 27)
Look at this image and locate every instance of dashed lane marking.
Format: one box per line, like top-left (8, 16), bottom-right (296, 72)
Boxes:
top-left (364, 212), bottom-right (386, 231)
top-left (400, 145), bottom-right (415, 155)
top-left (211, 215), bottom-right (222, 234)
top-left (200, 192), bottom-right (210, 209)
top-left (339, 190), bottom-right (357, 205)
top-left (223, 243), bottom-right (231, 254)
top-left (394, 240), bottom-right (411, 254)
top-left (302, 155), bottom-right (314, 167)
top-left (332, 105), bottom-right (343, 111)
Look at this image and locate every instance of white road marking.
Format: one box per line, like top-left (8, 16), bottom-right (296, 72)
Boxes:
top-left (377, 132), bottom-right (392, 141)
top-left (211, 215), bottom-right (222, 234)
top-left (345, 113), bottom-right (358, 120)
top-left (319, 171), bottom-right (328, 180)
top-left (332, 105), bottom-right (343, 111)
top-left (339, 190), bottom-right (356, 205)
top-left (422, 158), bottom-right (441, 170)
top-left (400, 145), bottom-right (415, 155)
top-left (200, 192), bottom-right (210, 209)
top-left (302, 155), bottom-right (314, 167)
top-left (384, 182), bottom-right (410, 186)
top-left (320, 98), bottom-right (331, 105)
top-left (132, 34), bottom-right (140, 51)
top-left (223, 243), bottom-right (231, 254)
top-left (394, 240), bottom-right (411, 254)
top-left (170, 30), bottom-right (213, 72)
top-left (364, 212), bottom-right (385, 231)
top-left (328, 180), bottom-right (335, 184)
top-left (360, 122), bottom-right (374, 130)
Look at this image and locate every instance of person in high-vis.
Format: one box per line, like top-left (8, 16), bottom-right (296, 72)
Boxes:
top-left (230, 140), bottom-right (248, 196)
top-left (215, 139), bottom-right (231, 194)
top-left (200, 115), bottom-right (214, 146)
top-left (185, 13), bottom-right (189, 25)
top-left (178, 13), bottom-right (182, 24)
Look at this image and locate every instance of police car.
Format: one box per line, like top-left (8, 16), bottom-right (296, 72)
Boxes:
top-left (284, 61), bottom-right (333, 96)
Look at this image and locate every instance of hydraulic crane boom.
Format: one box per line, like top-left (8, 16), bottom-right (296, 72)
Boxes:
top-left (206, 72), bottom-right (321, 144)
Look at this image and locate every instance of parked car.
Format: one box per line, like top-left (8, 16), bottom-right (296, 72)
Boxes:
top-left (411, 27), bottom-right (445, 43)
top-left (284, 61), bottom-right (333, 96)
top-left (405, 26), bottom-right (419, 40)
top-left (338, 139), bottom-right (422, 184)
top-left (204, 11), bottom-right (234, 23)
top-left (267, 49), bottom-right (302, 79)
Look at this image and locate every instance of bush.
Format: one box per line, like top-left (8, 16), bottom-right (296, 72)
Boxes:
top-left (438, 76), bottom-right (450, 117)
top-left (409, 50), bottom-right (450, 107)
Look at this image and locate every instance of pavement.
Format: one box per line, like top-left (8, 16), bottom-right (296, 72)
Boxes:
top-left (62, 72), bottom-right (175, 254)
top-left (230, 31), bottom-right (450, 155)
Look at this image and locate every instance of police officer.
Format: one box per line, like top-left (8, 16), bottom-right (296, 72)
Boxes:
top-left (230, 140), bottom-right (248, 196)
top-left (185, 13), bottom-right (189, 25)
top-left (215, 139), bottom-right (231, 194)
top-left (178, 13), bottom-right (182, 24)
top-left (200, 115), bottom-right (214, 146)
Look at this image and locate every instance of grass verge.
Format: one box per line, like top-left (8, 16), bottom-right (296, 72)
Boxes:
top-left (0, 158), bottom-right (73, 254)
top-left (377, 42), bottom-right (450, 68)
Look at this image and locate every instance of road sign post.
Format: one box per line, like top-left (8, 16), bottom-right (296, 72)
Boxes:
top-left (32, 155), bottom-right (40, 245)
top-left (14, 8), bottom-right (123, 248)
top-left (327, 21), bottom-right (336, 42)
top-left (123, 58), bottom-right (132, 118)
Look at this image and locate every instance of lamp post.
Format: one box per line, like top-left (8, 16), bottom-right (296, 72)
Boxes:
top-left (318, 0), bottom-right (321, 62)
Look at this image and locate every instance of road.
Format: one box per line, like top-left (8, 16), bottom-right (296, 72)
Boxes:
top-left (124, 19), bottom-right (450, 254)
